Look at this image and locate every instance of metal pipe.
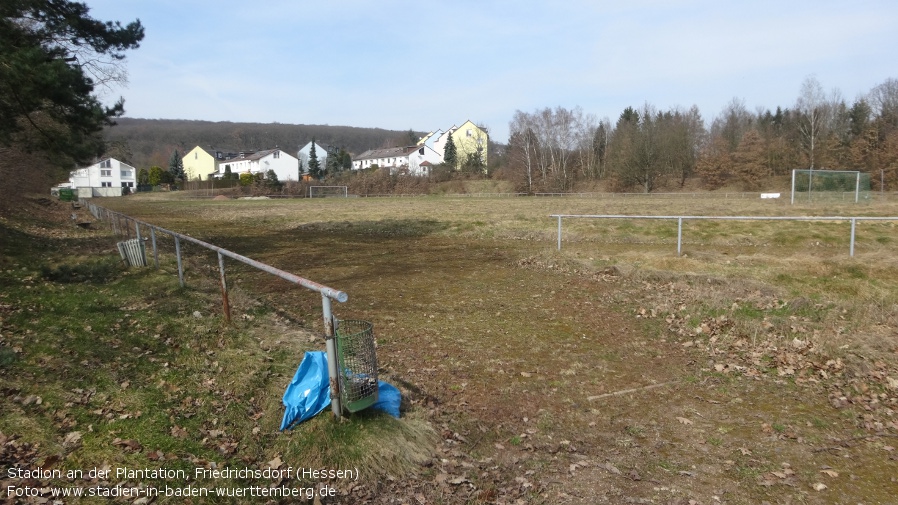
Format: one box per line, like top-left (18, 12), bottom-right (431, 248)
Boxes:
top-left (150, 228), bottom-right (159, 268)
top-left (850, 218), bottom-right (856, 257)
top-left (677, 217), bottom-right (683, 256)
top-left (549, 214), bottom-right (898, 258)
top-left (175, 237), bottom-right (185, 287)
top-left (322, 294), bottom-right (342, 418)
top-left (217, 252), bottom-right (231, 322)
top-left (91, 205), bottom-right (348, 302)
top-left (557, 216), bottom-right (562, 251)
top-left (791, 169), bottom-right (796, 205)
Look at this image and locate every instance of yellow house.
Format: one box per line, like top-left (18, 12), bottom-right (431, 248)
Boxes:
top-left (451, 120), bottom-right (488, 170)
top-left (183, 146), bottom-right (217, 181)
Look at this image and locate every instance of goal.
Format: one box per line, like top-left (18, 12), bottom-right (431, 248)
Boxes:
top-left (790, 169), bottom-right (871, 204)
top-left (308, 186), bottom-right (348, 198)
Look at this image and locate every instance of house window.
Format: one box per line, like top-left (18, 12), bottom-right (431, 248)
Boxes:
top-left (100, 169), bottom-right (112, 177)
top-left (274, 151), bottom-right (280, 159)
top-left (100, 159), bottom-right (111, 168)
top-left (121, 182), bottom-right (134, 188)
top-left (195, 152), bottom-right (198, 159)
top-left (466, 129), bottom-right (472, 137)
top-left (101, 182), bottom-right (112, 187)
top-left (419, 148), bottom-right (424, 155)
top-left (120, 170), bottom-right (131, 178)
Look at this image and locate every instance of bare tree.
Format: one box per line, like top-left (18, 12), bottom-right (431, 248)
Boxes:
top-left (575, 111), bottom-right (601, 179)
top-left (508, 111), bottom-right (537, 193)
top-left (869, 77), bottom-right (898, 131)
top-left (796, 76), bottom-right (841, 169)
top-left (710, 97), bottom-right (754, 152)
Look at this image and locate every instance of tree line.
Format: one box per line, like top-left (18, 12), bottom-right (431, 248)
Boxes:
top-left (503, 77), bottom-right (898, 193)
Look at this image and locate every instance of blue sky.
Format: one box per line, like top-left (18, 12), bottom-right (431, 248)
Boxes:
top-left (87, 0), bottom-right (898, 143)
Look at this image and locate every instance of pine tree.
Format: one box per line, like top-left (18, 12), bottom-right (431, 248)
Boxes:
top-left (0, 0), bottom-right (144, 168)
top-left (444, 132), bottom-right (457, 168)
top-left (168, 150), bottom-right (184, 180)
top-left (307, 140), bottom-right (322, 179)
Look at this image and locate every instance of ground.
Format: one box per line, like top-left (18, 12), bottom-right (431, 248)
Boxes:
top-left (2, 192), bottom-right (897, 504)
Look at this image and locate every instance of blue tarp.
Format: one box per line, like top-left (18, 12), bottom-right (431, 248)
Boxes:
top-left (280, 351), bottom-right (400, 430)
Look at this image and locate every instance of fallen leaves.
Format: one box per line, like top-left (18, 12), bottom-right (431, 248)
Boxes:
top-left (62, 431), bottom-right (82, 451)
top-left (111, 437), bottom-right (142, 452)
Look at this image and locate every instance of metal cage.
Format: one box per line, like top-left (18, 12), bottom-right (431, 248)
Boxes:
top-left (117, 238), bottom-right (147, 267)
top-left (334, 319), bottom-right (378, 412)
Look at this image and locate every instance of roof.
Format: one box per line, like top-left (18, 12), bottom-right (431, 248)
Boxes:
top-left (217, 148), bottom-right (294, 164)
top-left (86, 157), bottom-right (137, 171)
top-left (299, 140), bottom-right (336, 154)
top-left (353, 145), bottom-right (421, 161)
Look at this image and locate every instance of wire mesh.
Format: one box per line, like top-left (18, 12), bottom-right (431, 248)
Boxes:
top-left (334, 320), bottom-right (378, 412)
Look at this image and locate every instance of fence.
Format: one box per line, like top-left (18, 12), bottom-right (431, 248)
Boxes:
top-left (551, 214), bottom-right (898, 257)
top-left (87, 201), bottom-right (350, 418)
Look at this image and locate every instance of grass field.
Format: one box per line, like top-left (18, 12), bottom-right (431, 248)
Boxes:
top-left (3, 192), bottom-right (898, 504)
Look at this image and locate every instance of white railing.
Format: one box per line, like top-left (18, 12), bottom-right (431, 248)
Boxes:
top-left (551, 214), bottom-right (898, 257)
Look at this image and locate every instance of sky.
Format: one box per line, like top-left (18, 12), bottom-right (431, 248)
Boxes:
top-left (85, 0), bottom-right (898, 143)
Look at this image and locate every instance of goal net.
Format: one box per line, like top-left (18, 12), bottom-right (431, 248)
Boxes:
top-left (790, 169), bottom-right (871, 204)
top-left (308, 186), bottom-right (348, 198)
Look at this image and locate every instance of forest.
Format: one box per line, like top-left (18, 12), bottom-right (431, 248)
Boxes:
top-left (503, 76), bottom-right (898, 193)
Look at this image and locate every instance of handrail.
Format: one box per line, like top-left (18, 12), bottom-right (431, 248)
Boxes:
top-left (551, 214), bottom-right (898, 257)
top-left (87, 201), bottom-right (348, 417)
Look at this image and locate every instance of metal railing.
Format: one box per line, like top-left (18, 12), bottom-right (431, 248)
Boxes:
top-left (551, 214), bottom-right (898, 257)
top-left (87, 202), bottom-right (349, 417)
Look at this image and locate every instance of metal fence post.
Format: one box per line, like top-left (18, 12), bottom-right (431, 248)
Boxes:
top-left (850, 218), bottom-right (856, 257)
top-left (557, 216), bottom-right (563, 251)
top-left (150, 228), bottom-right (159, 268)
top-left (217, 252), bottom-right (231, 322)
top-left (322, 294), bottom-right (343, 418)
top-left (677, 217), bottom-right (683, 256)
top-left (174, 236), bottom-right (185, 287)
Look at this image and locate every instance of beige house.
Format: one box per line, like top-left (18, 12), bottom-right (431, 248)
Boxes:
top-left (417, 120), bottom-right (488, 170)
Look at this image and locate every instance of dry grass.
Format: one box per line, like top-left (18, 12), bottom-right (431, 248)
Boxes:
top-left (80, 193), bottom-right (898, 502)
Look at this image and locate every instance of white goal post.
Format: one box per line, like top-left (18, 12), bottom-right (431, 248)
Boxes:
top-left (308, 186), bottom-right (348, 198)
top-left (790, 169), bottom-right (869, 204)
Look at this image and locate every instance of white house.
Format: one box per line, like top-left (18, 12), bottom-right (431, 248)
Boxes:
top-left (68, 158), bottom-right (137, 197)
top-left (351, 145), bottom-right (442, 176)
top-left (418, 128), bottom-right (451, 161)
top-left (215, 148), bottom-right (299, 182)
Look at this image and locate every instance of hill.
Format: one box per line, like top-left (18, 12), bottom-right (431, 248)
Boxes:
top-left (102, 118), bottom-right (421, 169)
